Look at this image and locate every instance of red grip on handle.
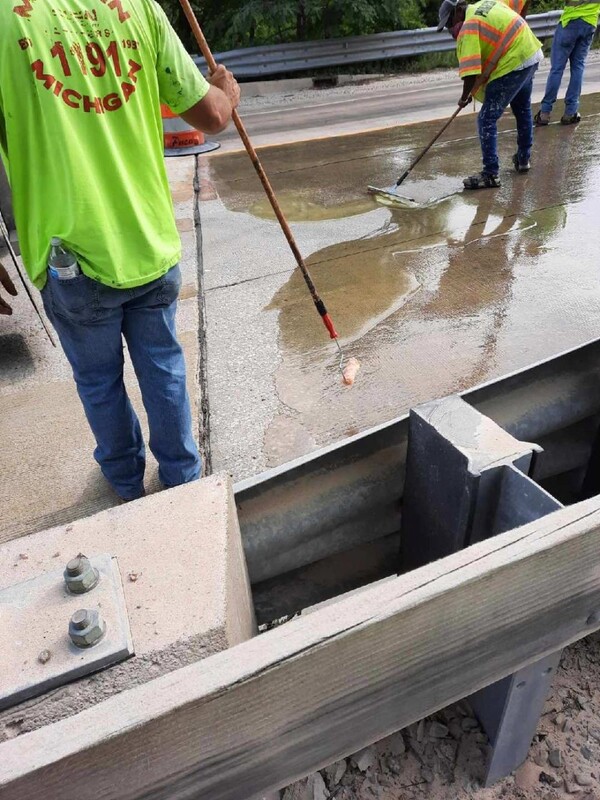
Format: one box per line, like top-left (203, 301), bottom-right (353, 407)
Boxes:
top-left (322, 313), bottom-right (338, 340)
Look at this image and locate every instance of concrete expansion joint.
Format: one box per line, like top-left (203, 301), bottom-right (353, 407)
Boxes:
top-left (193, 157), bottom-right (213, 474)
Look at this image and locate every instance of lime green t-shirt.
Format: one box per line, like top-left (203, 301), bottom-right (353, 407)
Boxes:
top-left (0, 0), bottom-right (209, 289)
top-left (561, 3), bottom-right (600, 27)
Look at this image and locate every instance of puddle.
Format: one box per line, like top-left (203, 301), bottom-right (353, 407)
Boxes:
top-left (263, 184), bottom-right (567, 361)
top-left (248, 193), bottom-right (374, 222)
top-left (266, 237), bottom-right (421, 354)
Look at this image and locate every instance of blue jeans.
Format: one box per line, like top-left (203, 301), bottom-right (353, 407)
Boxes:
top-left (541, 18), bottom-right (595, 115)
top-left (41, 264), bottom-right (201, 499)
top-left (478, 64), bottom-right (538, 175)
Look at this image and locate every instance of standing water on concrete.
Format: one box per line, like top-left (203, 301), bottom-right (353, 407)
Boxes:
top-left (203, 95), bottom-right (600, 478)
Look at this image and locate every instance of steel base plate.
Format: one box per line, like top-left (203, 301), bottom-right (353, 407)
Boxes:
top-left (0, 554), bottom-right (133, 711)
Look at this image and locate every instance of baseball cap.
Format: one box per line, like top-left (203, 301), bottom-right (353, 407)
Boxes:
top-left (437, 0), bottom-right (465, 31)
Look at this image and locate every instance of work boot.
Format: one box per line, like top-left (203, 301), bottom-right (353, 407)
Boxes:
top-left (561, 112), bottom-right (581, 125)
top-left (512, 153), bottom-right (531, 174)
top-left (463, 172), bottom-right (501, 190)
top-left (534, 110), bottom-right (550, 126)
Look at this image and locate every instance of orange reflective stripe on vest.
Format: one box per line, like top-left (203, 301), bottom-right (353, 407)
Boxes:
top-left (481, 14), bottom-right (525, 76)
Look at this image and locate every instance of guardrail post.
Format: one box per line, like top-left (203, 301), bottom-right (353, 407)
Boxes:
top-left (401, 395), bottom-right (564, 785)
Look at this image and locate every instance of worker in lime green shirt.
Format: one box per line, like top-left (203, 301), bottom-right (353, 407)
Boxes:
top-left (535, 3), bottom-right (600, 125)
top-left (0, 0), bottom-right (240, 500)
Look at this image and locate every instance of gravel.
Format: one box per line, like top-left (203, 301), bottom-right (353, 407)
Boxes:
top-left (280, 632), bottom-right (600, 800)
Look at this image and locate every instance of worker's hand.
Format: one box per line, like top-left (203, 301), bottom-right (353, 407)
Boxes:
top-left (0, 262), bottom-right (17, 315)
top-left (208, 64), bottom-right (241, 112)
top-left (458, 95), bottom-right (473, 108)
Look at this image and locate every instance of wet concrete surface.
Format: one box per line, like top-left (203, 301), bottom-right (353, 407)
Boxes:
top-left (202, 93), bottom-right (600, 480)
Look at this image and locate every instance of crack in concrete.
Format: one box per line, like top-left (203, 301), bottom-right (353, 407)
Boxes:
top-left (194, 158), bottom-right (213, 476)
top-left (207, 267), bottom-right (295, 294)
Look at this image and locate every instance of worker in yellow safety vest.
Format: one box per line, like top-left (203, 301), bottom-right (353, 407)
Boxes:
top-left (438, 0), bottom-right (543, 189)
top-left (535, 2), bottom-right (600, 125)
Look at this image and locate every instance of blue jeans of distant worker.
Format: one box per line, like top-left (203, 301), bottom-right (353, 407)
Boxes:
top-left (478, 64), bottom-right (538, 176)
top-left (541, 18), bottom-right (595, 116)
top-left (41, 264), bottom-right (201, 500)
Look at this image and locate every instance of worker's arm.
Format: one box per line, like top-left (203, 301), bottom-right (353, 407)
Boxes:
top-left (181, 65), bottom-right (240, 135)
top-left (521, 1), bottom-right (530, 18)
top-left (0, 263), bottom-right (17, 315)
top-left (458, 75), bottom-right (477, 107)
top-left (152, 3), bottom-right (237, 133)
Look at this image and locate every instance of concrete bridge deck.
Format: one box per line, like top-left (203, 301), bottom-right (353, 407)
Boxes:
top-left (203, 92), bottom-right (600, 480)
top-left (2, 89), bottom-right (600, 546)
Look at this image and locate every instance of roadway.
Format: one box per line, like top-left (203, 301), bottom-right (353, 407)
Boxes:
top-left (214, 54), bottom-right (600, 150)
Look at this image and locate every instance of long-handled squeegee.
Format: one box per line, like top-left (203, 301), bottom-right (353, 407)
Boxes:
top-left (368, 64), bottom-right (499, 210)
top-left (367, 104), bottom-right (467, 208)
top-left (0, 208), bottom-right (56, 346)
top-left (177, 0), bottom-right (360, 386)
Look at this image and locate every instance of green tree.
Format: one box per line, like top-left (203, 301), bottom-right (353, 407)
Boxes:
top-left (157, 0), bottom-right (561, 54)
top-left (157, 0), bottom-right (432, 50)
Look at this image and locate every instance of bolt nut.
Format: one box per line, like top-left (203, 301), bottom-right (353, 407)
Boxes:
top-left (64, 555), bottom-right (99, 594)
top-left (68, 608), bottom-right (106, 648)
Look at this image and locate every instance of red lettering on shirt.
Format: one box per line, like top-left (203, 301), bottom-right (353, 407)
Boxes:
top-left (127, 59), bottom-right (142, 83)
top-left (13, 0), bottom-right (34, 18)
top-left (103, 93), bottom-right (123, 111)
top-left (31, 41), bottom-right (143, 111)
top-left (63, 89), bottom-right (82, 109)
top-left (121, 81), bottom-right (136, 102)
top-left (82, 95), bottom-right (105, 114)
top-left (31, 60), bottom-right (57, 90)
top-left (100, 0), bottom-right (131, 24)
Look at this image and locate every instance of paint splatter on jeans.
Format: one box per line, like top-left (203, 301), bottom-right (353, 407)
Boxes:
top-left (478, 64), bottom-right (538, 175)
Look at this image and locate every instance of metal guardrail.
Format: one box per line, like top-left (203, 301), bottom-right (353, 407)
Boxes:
top-left (195, 11), bottom-right (561, 79)
top-left (236, 335), bottom-right (600, 584)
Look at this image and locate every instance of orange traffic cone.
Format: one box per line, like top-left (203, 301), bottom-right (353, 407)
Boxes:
top-left (161, 104), bottom-right (220, 157)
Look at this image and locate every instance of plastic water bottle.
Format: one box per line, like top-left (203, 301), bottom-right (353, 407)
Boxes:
top-left (48, 237), bottom-right (81, 280)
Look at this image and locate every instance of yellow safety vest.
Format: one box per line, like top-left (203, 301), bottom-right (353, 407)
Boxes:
top-left (561, 1), bottom-right (600, 28)
top-left (457, 1), bottom-right (542, 97)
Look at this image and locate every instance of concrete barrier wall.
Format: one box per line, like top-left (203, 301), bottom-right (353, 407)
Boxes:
top-left (0, 475), bottom-right (256, 741)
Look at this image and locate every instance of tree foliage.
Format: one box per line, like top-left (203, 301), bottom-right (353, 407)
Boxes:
top-left (157, 1), bottom-right (559, 52)
top-left (158, 0), bottom-right (438, 50)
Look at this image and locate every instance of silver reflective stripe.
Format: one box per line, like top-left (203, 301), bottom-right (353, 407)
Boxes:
top-left (162, 117), bottom-right (195, 134)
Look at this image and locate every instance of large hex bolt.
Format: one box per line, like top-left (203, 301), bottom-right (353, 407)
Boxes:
top-left (68, 609), bottom-right (106, 648)
top-left (64, 555), bottom-right (99, 594)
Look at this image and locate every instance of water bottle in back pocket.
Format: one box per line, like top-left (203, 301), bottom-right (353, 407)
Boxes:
top-left (48, 237), bottom-right (81, 280)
